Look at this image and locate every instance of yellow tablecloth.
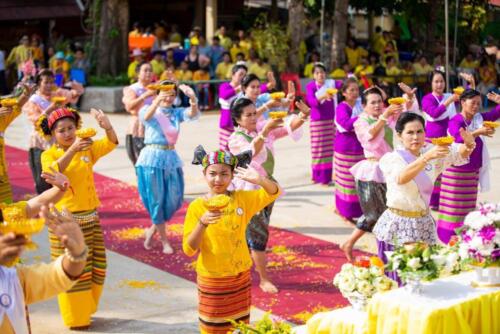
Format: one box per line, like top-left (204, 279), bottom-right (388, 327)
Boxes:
top-left (368, 272), bottom-right (500, 334)
top-left (306, 307), bottom-right (368, 334)
top-left (304, 272), bottom-right (500, 334)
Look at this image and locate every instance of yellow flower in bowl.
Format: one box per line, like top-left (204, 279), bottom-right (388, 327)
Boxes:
top-left (483, 121), bottom-right (499, 129)
top-left (431, 136), bottom-right (455, 146)
top-left (270, 92), bottom-right (285, 100)
top-left (76, 127), bottom-right (97, 139)
top-left (388, 97), bottom-right (406, 105)
top-left (453, 87), bottom-right (465, 95)
top-left (268, 111), bottom-right (288, 119)
top-left (326, 88), bottom-right (338, 95)
top-left (0, 98), bottom-right (19, 107)
top-left (204, 194), bottom-right (230, 211)
top-left (51, 96), bottom-right (67, 104)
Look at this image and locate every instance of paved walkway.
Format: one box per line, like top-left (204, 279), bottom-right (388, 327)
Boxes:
top-left (7, 110), bottom-right (500, 333)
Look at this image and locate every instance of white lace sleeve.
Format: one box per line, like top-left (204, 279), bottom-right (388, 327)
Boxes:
top-left (443, 142), bottom-right (469, 170)
top-left (379, 152), bottom-right (406, 184)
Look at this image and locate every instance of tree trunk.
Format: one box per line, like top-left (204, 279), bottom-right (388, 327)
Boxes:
top-left (331, 0), bottom-right (349, 67)
top-left (270, 0), bottom-right (279, 22)
top-left (287, 0), bottom-right (305, 73)
top-left (96, 0), bottom-right (129, 76)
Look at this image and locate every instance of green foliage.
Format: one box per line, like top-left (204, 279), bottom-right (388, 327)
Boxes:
top-left (89, 74), bottom-right (129, 86)
top-left (250, 13), bottom-right (290, 72)
top-left (108, 27), bottom-right (120, 39)
top-left (229, 313), bottom-right (292, 334)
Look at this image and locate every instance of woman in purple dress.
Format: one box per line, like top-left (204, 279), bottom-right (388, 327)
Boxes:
top-left (334, 78), bottom-right (364, 220)
top-left (305, 62), bottom-right (342, 185)
top-left (421, 70), bottom-right (460, 209)
top-left (436, 90), bottom-right (500, 243)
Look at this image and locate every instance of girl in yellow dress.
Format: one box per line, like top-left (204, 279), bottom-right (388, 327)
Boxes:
top-left (38, 107), bottom-right (118, 330)
top-left (183, 146), bottom-right (280, 334)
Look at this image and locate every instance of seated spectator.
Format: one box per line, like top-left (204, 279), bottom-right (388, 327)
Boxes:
top-left (413, 55), bottom-right (433, 84)
top-left (216, 25), bottom-right (232, 51)
top-left (30, 37), bottom-right (44, 67)
top-left (185, 45), bottom-right (200, 72)
top-left (331, 62), bottom-right (350, 79)
top-left (159, 63), bottom-right (177, 82)
top-left (209, 36), bottom-right (225, 74)
top-left (354, 56), bottom-right (374, 76)
top-left (235, 52), bottom-right (245, 63)
top-left (190, 26), bottom-right (202, 46)
top-left (150, 50), bottom-right (166, 79)
top-left (248, 57), bottom-right (271, 80)
top-left (193, 65), bottom-right (210, 110)
top-left (175, 60), bottom-right (193, 81)
top-left (477, 56), bottom-right (497, 96)
top-left (169, 24), bottom-right (182, 44)
top-left (129, 22), bottom-right (143, 37)
top-left (304, 51), bottom-right (320, 78)
top-left (71, 48), bottom-right (90, 85)
top-left (459, 52), bottom-right (479, 70)
top-left (198, 35), bottom-right (212, 58)
top-left (127, 48), bottom-right (144, 83)
top-left (50, 51), bottom-right (70, 85)
top-left (400, 61), bottom-right (415, 86)
top-left (384, 56), bottom-right (401, 84)
top-left (237, 30), bottom-right (252, 59)
top-left (382, 42), bottom-right (399, 65)
top-left (165, 48), bottom-right (176, 67)
top-left (246, 49), bottom-right (258, 69)
top-left (230, 39), bottom-right (246, 64)
top-left (215, 52), bottom-right (233, 80)
top-left (344, 38), bottom-right (368, 69)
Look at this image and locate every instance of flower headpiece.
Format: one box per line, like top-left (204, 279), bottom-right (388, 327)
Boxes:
top-left (36, 107), bottom-right (82, 140)
top-left (192, 145), bottom-right (252, 170)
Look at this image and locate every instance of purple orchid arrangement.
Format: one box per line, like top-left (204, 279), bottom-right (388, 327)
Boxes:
top-left (458, 203), bottom-right (500, 267)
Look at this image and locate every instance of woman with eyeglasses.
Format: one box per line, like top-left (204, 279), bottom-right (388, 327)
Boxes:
top-left (228, 97), bottom-right (309, 293)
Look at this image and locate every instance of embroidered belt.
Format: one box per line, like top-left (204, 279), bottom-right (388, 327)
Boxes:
top-left (146, 144), bottom-right (175, 150)
top-left (389, 207), bottom-right (428, 218)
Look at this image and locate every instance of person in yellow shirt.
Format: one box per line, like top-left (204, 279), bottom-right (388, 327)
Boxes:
top-left (400, 61), bottom-right (415, 86)
top-left (248, 57), bottom-right (271, 80)
top-left (331, 62), bottom-right (351, 79)
top-left (216, 25), bottom-right (232, 51)
top-left (413, 55), bottom-right (434, 84)
top-left (129, 22), bottom-right (142, 37)
top-left (6, 35), bottom-right (31, 79)
top-left (230, 39), bottom-right (246, 63)
top-left (149, 50), bottom-right (166, 80)
top-left (174, 61), bottom-right (193, 81)
top-left (0, 83), bottom-right (34, 203)
top-left (354, 56), bottom-right (374, 76)
top-left (459, 52), bottom-right (479, 70)
top-left (344, 38), bottom-right (368, 69)
top-left (0, 201), bottom-right (87, 334)
top-left (384, 56), bottom-right (401, 84)
top-left (127, 48), bottom-right (144, 83)
top-left (39, 107), bottom-right (118, 330)
top-left (30, 37), bottom-right (44, 66)
top-left (303, 51), bottom-right (320, 78)
top-left (50, 52), bottom-right (70, 84)
top-left (184, 146), bottom-right (280, 334)
top-left (215, 52), bottom-right (233, 80)
top-left (193, 66), bottom-right (210, 110)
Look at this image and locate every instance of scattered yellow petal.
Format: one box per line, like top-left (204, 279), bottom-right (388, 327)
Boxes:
top-left (112, 227), bottom-right (145, 240)
top-left (119, 279), bottom-right (165, 289)
top-left (167, 223), bottom-right (184, 234)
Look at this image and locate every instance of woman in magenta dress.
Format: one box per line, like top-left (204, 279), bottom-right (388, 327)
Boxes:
top-left (421, 70), bottom-right (460, 209)
top-left (305, 62), bottom-right (342, 185)
top-left (334, 78), bottom-right (364, 220)
top-left (436, 90), bottom-right (500, 243)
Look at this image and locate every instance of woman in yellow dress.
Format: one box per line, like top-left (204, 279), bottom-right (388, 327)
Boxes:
top-left (183, 146), bottom-right (280, 334)
top-left (39, 107), bottom-right (118, 330)
top-left (0, 84), bottom-right (35, 203)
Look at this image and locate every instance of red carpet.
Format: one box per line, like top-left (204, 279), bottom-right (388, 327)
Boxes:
top-left (7, 145), bottom-right (370, 324)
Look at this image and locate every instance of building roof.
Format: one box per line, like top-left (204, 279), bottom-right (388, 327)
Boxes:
top-left (0, 0), bottom-right (81, 21)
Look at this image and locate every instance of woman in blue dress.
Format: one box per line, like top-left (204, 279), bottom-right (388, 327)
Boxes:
top-left (137, 80), bottom-right (200, 254)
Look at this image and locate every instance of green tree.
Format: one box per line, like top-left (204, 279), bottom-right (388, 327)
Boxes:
top-left (251, 14), bottom-right (290, 72)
